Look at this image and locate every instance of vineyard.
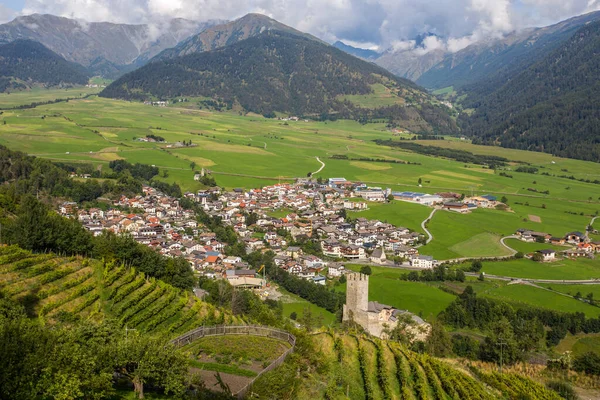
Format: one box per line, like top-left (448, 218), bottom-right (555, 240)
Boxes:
top-left (291, 332), bottom-right (563, 400)
top-left (0, 245), bottom-right (242, 334)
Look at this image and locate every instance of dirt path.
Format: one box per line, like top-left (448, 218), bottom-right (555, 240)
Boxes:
top-left (313, 157), bottom-right (325, 174)
top-left (421, 208), bottom-right (437, 244)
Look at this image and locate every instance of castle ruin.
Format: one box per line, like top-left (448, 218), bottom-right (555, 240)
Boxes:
top-left (343, 272), bottom-right (430, 340)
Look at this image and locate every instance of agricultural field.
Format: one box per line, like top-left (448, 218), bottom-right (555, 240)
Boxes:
top-left (477, 257), bottom-right (600, 280)
top-left (503, 239), bottom-right (567, 254)
top-left (0, 94), bottom-right (599, 264)
top-left (556, 333), bottom-right (600, 357)
top-left (472, 282), bottom-right (600, 318)
top-left (0, 245), bottom-right (240, 334)
top-left (340, 265), bottom-right (456, 320)
top-left (278, 287), bottom-right (336, 326)
top-left (180, 334), bottom-right (291, 393)
top-left (356, 200), bottom-right (432, 233)
top-left (337, 83), bottom-right (406, 108)
top-left (0, 86), bottom-right (102, 108)
top-left (278, 332), bottom-right (565, 399)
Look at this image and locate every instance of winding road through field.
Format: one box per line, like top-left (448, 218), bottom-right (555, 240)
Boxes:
top-left (312, 157), bottom-right (325, 175)
top-left (421, 209), bottom-right (437, 244)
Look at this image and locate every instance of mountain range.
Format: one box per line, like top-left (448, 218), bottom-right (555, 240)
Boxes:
top-left (101, 29), bottom-right (456, 134)
top-left (0, 14), bottom-right (220, 78)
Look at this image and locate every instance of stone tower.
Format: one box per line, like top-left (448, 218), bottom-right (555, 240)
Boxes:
top-left (343, 272), bottom-right (369, 322)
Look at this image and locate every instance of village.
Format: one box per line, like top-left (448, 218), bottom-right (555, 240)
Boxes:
top-left (60, 176), bottom-right (599, 291)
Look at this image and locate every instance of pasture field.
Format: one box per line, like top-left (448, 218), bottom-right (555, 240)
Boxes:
top-left (0, 94), bottom-right (599, 259)
top-left (340, 265), bottom-right (456, 320)
top-left (337, 83), bottom-right (405, 108)
top-left (503, 239), bottom-right (568, 254)
top-left (278, 287), bottom-right (336, 326)
top-left (477, 258), bottom-right (600, 280)
top-left (0, 86), bottom-right (102, 108)
top-left (556, 333), bottom-right (600, 356)
top-left (474, 283), bottom-right (600, 318)
top-left (538, 283), bottom-right (600, 299)
top-left (356, 200), bottom-right (432, 233)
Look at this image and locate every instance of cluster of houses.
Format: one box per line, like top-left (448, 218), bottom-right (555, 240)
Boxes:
top-left (515, 229), bottom-right (599, 260)
top-left (60, 179), bottom-right (439, 288)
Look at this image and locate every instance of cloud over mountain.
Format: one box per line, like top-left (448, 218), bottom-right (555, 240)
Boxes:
top-left (17, 0), bottom-right (600, 51)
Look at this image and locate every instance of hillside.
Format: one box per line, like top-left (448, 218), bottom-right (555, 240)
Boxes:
top-left (416, 11), bottom-right (600, 89)
top-left (0, 39), bottom-right (89, 92)
top-left (102, 30), bottom-right (457, 133)
top-left (249, 331), bottom-right (563, 399)
top-left (0, 14), bottom-right (219, 77)
top-left (461, 20), bottom-right (600, 162)
top-left (0, 245), bottom-right (240, 333)
top-left (155, 13), bottom-right (322, 61)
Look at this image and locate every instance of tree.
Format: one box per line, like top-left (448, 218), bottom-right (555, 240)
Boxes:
top-left (290, 311), bottom-right (298, 320)
top-left (161, 169), bottom-right (169, 178)
top-left (114, 333), bottom-right (188, 399)
top-left (299, 307), bottom-right (314, 331)
top-left (573, 352), bottom-right (600, 376)
top-left (479, 317), bottom-right (521, 366)
top-left (339, 275), bottom-right (346, 284)
top-left (426, 320), bottom-right (452, 357)
top-left (470, 260), bottom-right (483, 272)
top-left (501, 196), bottom-right (508, 204)
top-left (190, 161), bottom-right (196, 170)
top-left (515, 252), bottom-right (524, 259)
top-left (418, 178), bottom-right (422, 185)
top-left (360, 265), bottom-right (372, 275)
top-left (387, 194), bottom-right (394, 202)
top-left (455, 269), bottom-right (466, 282)
top-left (532, 252), bottom-right (544, 262)
top-left (535, 236), bottom-right (546, 243)
top-left (478, 272), bottom-right (485, 281)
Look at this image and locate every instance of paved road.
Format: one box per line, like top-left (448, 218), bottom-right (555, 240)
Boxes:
top-left (421, 209), bottom-right (437, 244)
top-left (499, 235), bottom-right (519, 256)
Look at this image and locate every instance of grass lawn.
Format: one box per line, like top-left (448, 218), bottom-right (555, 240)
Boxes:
top-left (476, 283), bottom-right (600, 318)
top-left (555, 333), bottom-right (600, 356)
top-left (278, 287), bottom-right (336, 326)
top-left (2, 95), bottom-right (600, 260)
top-left (478, 258), bottom-right (600, 280)
top-left (538, 283), bottom-right (600, 299)
top-left (422, 209), bottom-right (519, 259)
top-left (340, 264), bottom-right (456, 320)
top-left (188, 360), bottom-right (257, 377)
top-left (357, 200), bottom-right (431, 233)
top-left (0, 86), bottom-right (102, 108)
top-left (503, 239), bottom-right (567, 254)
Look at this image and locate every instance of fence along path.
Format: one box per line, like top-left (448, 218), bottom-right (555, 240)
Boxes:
top-left (170, 325), bottom-right (296, 399)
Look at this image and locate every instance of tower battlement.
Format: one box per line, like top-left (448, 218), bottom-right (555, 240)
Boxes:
top-left (345, 272), bottom-right (369, 313)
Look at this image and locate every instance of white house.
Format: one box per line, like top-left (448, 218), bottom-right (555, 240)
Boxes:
top-left (411, 255), bottom-right (434, 269)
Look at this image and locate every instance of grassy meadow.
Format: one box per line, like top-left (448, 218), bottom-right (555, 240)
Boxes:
top-left (476, 258), bottom-right (600, 280)
top-left (0, 93), bottom-right (598, 279)
top-left (339, 265), bottom-right (456, 320)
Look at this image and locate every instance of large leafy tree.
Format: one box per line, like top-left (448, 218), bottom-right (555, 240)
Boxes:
top-left (114, 333), bottom-right (189, 399)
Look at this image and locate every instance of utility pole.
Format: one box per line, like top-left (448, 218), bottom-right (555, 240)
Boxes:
top-left (497, 337), bottom-right (507, 374)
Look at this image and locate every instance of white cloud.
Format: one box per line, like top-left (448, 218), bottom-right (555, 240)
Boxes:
top-left (17, 0), bottom-right (600, 53)
top-left (0, 4), bottom-right (17, 24)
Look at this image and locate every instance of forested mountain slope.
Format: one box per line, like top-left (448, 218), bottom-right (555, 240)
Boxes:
top-left (103, 30), bottom-right (457, 133)
top-left (0, 39), bottom-right (89, 92)
top-left (461, 20), bottom-right (600, 162)
top-left (416, 11), bottom-right (600, 89)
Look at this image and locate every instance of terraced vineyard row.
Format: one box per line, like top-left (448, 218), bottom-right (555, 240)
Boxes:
top-left (304, 332), bottom-right (562, 400)
top-left (0, 245), bottom-right (243, 334)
